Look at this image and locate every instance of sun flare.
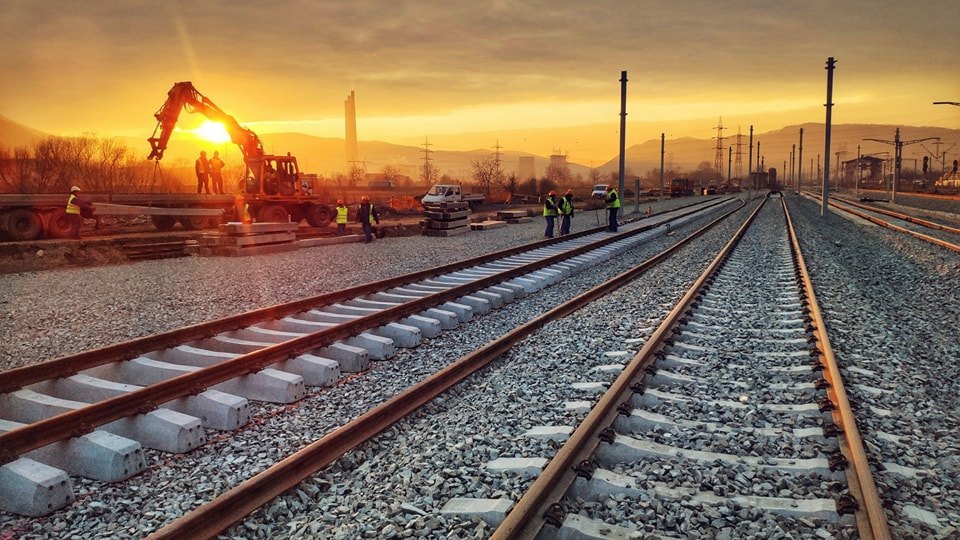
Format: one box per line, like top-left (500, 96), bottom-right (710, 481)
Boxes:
top-left (193, 121), bottom-right (231, 144)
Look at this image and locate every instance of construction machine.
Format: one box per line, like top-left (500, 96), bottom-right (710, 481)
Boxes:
top-left (147, 81), bottom-right (334, 226)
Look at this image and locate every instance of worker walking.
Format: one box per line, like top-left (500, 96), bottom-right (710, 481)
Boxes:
top-left (195, 151), bottom-right (211, 194)
top-left (356, 195), bottom-right (380, 243)
top-left (558, 189), bottom-right (575, 236)
top-left (335, 199), bottom-right (349, 236)
top-left (208, 151), bottom-right (225, 194)
top-left (543, 190), bottom-right (559, 238)
top-left (605, 184), bottom-right (620, 232)
top-left (65, 185), bottom-right (95, 239)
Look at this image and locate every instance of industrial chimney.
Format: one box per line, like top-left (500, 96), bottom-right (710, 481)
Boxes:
top-left (345, 90), bottom-right (358, 167)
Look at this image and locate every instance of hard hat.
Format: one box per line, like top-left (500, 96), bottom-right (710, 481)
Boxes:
top-left (606, 184), bottom-right (613, 190)
top-left (361, 195), bottom-right (370, 202)
top-left (337, 199), bottom-right (344, 205)
top-left (70, 186), bottom-right (80, 192)
top-left (548, 190), bottom-right (557, 196)
top-left (565, 189), bottom-right (573, 196)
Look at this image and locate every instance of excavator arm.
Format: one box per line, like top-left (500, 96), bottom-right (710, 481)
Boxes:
top-left (147, 81), bottom-right (264, 161)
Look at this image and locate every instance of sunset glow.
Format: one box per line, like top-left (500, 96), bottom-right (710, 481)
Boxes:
top-left (191, 121), bottom-right (231, 144)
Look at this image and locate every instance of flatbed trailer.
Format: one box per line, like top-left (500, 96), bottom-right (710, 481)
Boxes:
top-left (0, 193), bottom-right (235, 241)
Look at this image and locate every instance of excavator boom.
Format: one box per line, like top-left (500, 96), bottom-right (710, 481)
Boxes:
top-left (147, 81), bottom-right (264, 161)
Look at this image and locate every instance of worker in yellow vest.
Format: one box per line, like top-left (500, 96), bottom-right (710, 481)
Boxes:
top-left (65, 185), bottom-right (95, 238)
top-left (558, 189), bottom-right (574, 236)
top-left (335, 199), bottom-right (349, 235)
top-left (605, 184), bottom-right (620, 232)
top-left (356, 195), bottom-right (380, 243)
top-left (542, 190), bottom-right (559, 238)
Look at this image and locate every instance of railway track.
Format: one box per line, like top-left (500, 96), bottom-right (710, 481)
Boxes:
top-left (494, 194), bottom-right (889, 539)
top-left (802, 192), bottom-right (960, 252)
top-left (0, 197), bottom-right (738, 520)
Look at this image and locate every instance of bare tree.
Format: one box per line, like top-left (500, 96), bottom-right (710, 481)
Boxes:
top-left (498, 172), bottom-right (520, 201)
top-left (382, 164), bottom-right (402, 187)
top-left (471, 154), bottom-right (501, 194)
top-left (347, 163), bottom-right (365, 187)
top-left (420, 159), bottom-right (439, 185)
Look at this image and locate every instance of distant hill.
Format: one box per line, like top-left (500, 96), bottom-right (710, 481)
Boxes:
top-left (0, 115), bottom-right (48, 149)
top-left (3, 116), bottom-right (957, 181)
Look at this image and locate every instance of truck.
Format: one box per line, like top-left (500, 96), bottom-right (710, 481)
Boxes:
top-left (0, 82), bottom-right (337, 241)
top-left (421, 184), bottom-right (485, 209)
top-left (670, 178), bottom-right (694, 197)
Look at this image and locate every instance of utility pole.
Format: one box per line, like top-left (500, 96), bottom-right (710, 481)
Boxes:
top-left (822, 56), bottom-right (836, 216)
top-left (864, 129), bottom-right (939, 204)
top-left (420, 137), bottom-right (435, 184)
top-left (790, 144), bottom-right (796, 193)
top-left (734, 127), bottom-right (744, 179)
top-left (492, 139), bottom-right (503, 186)
top-left (748, 125), bottom-right (754, 194)
top-left (659, 133), bottom-right (665, 200)
top-left (756, 141), bottom-right (761, 189)
top-left (727, 146), bottom-right (732, 183)
top-left (713, 117), bottom-right (726, 180)
top-left (856, 144), bottom-right (861, 197)
top-left (618, 71), bottom-right (628, 201)
top-left (797, 128), bottom-right (804, 194)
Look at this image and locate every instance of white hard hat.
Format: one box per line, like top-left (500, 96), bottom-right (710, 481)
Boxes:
top-left (70, 185), bottom-right (81, 192)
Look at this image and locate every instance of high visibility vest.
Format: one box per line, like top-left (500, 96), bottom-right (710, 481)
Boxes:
top-left (606, 190), bottom-right (621, 209)
top-left (66, 194), bottom-right (80, 215)
top-left (368, 204), bottom-right (377, 224)
top-left (559, 198), bottom-right (573, 216)
top-left (543, 197), bottom-right (558, 217)
top-left (336, 206), bottom-right (348, 224)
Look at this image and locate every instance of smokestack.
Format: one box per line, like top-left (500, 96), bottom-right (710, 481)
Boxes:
top-left (345, 90), bottom-right (358, 166)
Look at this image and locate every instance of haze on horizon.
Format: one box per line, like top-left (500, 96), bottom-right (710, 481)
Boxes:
top-left (2, 0), bottom-right (958, 165)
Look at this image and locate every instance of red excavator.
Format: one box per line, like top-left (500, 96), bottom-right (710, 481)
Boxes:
top-left (147, 81), bottom-right (334, 225)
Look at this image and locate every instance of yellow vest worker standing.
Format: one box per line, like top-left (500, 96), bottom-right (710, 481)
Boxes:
top-left (65, 185), bottom-right (95, 239)
top-left (605, 185), bottom-right (620, 232)
top-left (542, 190), bottom-right (559, 238)
top-left (559, 189), bottom-right (574, 236)
top-left (208, 151), bottom-right (225, 194)
top-left (195, 151), bottom-right (210, 194)
top-left (335, 199), bottom-right (349, 236)
top-left (356, 196), bottom-right (380, 243)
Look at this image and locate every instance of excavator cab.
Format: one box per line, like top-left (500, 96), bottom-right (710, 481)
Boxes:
top-left (244, 155), bottom-right (299, 197)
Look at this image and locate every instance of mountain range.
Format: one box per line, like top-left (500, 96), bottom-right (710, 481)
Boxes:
top-left (2, 115), bottom-right (958, 180)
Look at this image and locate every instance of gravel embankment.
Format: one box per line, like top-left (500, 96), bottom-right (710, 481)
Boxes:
top-left (790, 194), bottom-right (960, 539)
top-left (0, 197), bottom-right (735, 538)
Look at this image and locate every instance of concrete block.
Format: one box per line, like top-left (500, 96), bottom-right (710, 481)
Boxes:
top-left (325, 303), bottom-right (382, 317)
top-left (163, 389), bottom-right (249, 431)
top-left (317, 342), bottom-right (370, 373)
top-left (28, 373), bottom-right (142, 403)
top-left (276, 354), bottom-right (341, 387)
top-left (421, 308), bottom-right (459, 329)
top-left (495, 281), bottom-right (526, 299)
top-left (369, 322), bottom-right (422, 348)
top-left (485, 285), bottom-right (517, 303)
top-left (258, 317), bottom-right (337, 334)
top-left (344, 332), bottom-right (396, 360)
top-left (441, 301), bottom-right (473, 323)
top-left (408, 282), bottom-right (454, 292)
top-left (369, 291), bottom-right (419, 303)
top-left (212, 368), bottom-right (306, 404)
top-left (557, 514), bottom-right (640, 540)
top-left (347, 298), bottom-right (402, 310)
top-left (148, 344), bottom-right (236, 368)
top-left (473, 290), bottom-right (503, 309)
top-left (423, 226), bottom-right (470, 237)
top-left (456, 295), bottom-right (490, 315)
top-left (103, 407), bottom-right (206, 453)
top-left (0, 458), bottom-right (74, 516)
top-left (201, 335), bottom-right (272, 354)
top-left (524, 425), bottom-right (574, 441)
top-left (302, 310), bottom-right (360, 324)
top-left (470, 220), bottom-right (507, 230)
top-left (388, 286), bottom-right (432, 297)
top-left (400, 315), bottom-right (443, 339)
top-left (297, 235), bottom-right (362, 248)
top-left (0, 420), bottom-right (145, 483)
top-left (485, 457), bottom-right (548, 477)
top-left (508, 276), bottom-right (540, 294)
top-left (229, 327), bottom-right (302, 343)
top-left (440, 497), bottom-right (513, 527)
top-left (219, 222), bottom-right (298, 235)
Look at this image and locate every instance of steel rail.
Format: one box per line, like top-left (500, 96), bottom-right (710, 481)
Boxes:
top-left (491, 197), bottom-right (764, 539)
top-left (836, 197), bottom-right (960, 234)
top-left (783, 198), bottom-right (892, 540)
top-left (0, 197), bottom-right (724, 396)
top-left (146, 198), bottom-right (746, 540)
top-left (0, 199), bottom-right (732, 463)
top-left (802, 193), bottom-right (960, 253)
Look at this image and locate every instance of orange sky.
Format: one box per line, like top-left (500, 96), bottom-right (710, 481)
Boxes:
top-left (1, 1), bottom-right (958, 165)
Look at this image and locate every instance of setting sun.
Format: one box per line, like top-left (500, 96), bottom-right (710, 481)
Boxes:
top-left (193, 121), bottom-right (231, 144)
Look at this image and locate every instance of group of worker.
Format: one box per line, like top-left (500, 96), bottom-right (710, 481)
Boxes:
top-left (542, 184), bottom-right (619, 238)
top-left (195, 151), bottom-right (226, 194)
top-left (335, 196), bottom-right (381, 243)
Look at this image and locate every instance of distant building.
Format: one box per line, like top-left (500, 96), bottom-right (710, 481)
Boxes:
top-left (842, 156), bottom-right (885, 184)
top-left (518, 156), bottom-right (535, 180)
top-left (549, 153), bottom-right (567, 170)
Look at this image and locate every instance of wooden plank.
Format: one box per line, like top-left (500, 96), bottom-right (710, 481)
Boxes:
top-left (427, 218), bottom-right (469, 230)
top-left (497, 210), bottom-right (528, 219)
top-left (298, 235), bottom-right (363, 248)
top-left (219, 222), bottom-right (299, 235)
top-left (470, 220), bottom-right (507, 230)
top-left (424, 210), bottom-right (469, 220)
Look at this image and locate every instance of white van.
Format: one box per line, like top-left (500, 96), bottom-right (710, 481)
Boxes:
top-left (591, 184), bottom-right (608, 198)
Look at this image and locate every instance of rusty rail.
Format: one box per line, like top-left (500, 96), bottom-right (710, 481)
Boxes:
top-left (146, 199), bottom-right (745, 540)
top-left (0, 199), bottom-right (732, 463)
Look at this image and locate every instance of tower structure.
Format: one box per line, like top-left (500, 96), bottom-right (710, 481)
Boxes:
top-left (344, 91), bottom-right (358, 167)
top-left (713, 117), bottom-right (726, 175)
